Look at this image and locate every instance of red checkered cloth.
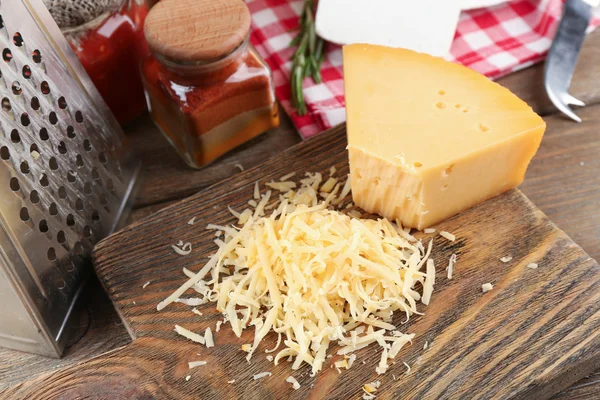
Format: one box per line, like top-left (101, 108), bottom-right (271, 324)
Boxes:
top-left (248, 0), bottom-right (599, 139)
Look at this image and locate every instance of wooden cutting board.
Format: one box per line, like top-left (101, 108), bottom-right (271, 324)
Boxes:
top-left (55, 124), bottom-right (600, 399)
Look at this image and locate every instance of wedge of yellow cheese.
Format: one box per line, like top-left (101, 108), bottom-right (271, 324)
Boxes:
top-left (343, 44), bottom-right (546, 229)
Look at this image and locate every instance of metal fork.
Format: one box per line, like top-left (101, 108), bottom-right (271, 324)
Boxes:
top-left (544, 0), bottom-right (599, 122)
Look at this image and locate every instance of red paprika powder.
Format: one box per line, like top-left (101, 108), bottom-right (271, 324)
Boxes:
top-left (142, 0), bottom-right (279, 168)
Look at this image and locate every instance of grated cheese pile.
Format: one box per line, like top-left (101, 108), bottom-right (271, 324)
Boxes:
top-left (158, 172), bottom-right (438, 376)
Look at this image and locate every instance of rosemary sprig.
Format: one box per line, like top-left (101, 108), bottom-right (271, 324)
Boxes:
top-left (290, 0), bottom-right (325, 116)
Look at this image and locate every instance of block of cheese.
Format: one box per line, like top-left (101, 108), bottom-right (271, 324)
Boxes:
top-left (343, 44), bottom-right (546, 229)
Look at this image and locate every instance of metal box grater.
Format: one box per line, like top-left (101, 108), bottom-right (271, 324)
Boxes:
top-left (0, 0), bottom-right (141, 357)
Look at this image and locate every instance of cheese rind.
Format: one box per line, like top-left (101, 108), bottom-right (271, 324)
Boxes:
top-left (343, 44), bottom-right (545, 229)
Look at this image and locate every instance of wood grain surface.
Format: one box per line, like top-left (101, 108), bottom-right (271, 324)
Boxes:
top-left (520, 104), bottom-right (600, 263)
top-left (552, 370), bottom-right (600, 400)
top-left (5, 124), bottom-right (599, 399)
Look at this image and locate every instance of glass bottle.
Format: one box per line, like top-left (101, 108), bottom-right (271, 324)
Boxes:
top-left (62, 0), bottom-right (149, 126)
top-left (141, 0), bottom-right (279, 168)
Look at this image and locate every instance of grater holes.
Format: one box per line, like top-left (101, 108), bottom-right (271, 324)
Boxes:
top-left (67, 170), bottom-right (76, 183)
top-left (98, 152), bottom-right (107, 164)
top-left (39, 219), bottom-right (48, 233)
top-left (57, 230), bottom-right (66, 244)
top-left (99, 194), bottom-right (108, 206)
top-left (58, 186), bottom-right (67, 199)
top-left (58, 96), bottom-right (67, 109)
top-left (48, 156), bottom-right (58, 170)
top-left (91, 167), bottom-right (100, 180)
top-left (57, 141), bottom-right (67, 154)
top-left (65, 259), bottom-right (76, 274)
top-left (22, 65), bottom-right (31, 79)
top-left (1, 145), bottom-right (9, 160)
top-left (32, 49), bottom-right (42, 63)
top-left (39, 127), bottom-right (49, 141)
top-left (39, 173), bottom-right (49, 187)
top-left (73, 242), bottom-right (84, 255)
top-left (11, 129), bottom-right (20, 143)
top-left (106, 178), bottom-right (114, 192)
top-left (83, 182), bottom-right (92, 194)
top-left (20, 113), bottom-right (30, 126)
top-left (66, 125), bottom-right (76, 138)
top-left (49, 202), bottom-right (58, 216)
top-left (20, 207), bottom-right (29, 221)
top-left (66, 261), bottom-right (75, 273)
top-left (0, 15), bottom-right (3, 29)
top-left (48, 111), bottom-right (58, 125)
top-left (31, 96), bottom-right (40, 111)
top-left (30, 143), bottom-right (39, 157)
top-left (2, 96), bottom-right (10, 112)
top-left (56, 276), bottom-right (67, 291)
top-left (75, 197), bottom-right (84, 211)
top-left (10, 177), bottom-right (19, 191)
top-left (40, 80), bottom-right (50, 95)
top-left (91, 209), bottom-right (100, 222)
top-left (55, 276), bottom-right (65, 290)
top-left (57, 277), bottom-right (66, 291)
top-left (2, 48), bottom-right (12, 62)
top-left (20, 160), bottom-right (29, 174)
top-left (66, 214), bottom-right (75, 227)
top-left (76, 154), bottom-right (84, 168)
top-left (75, 110), bottom-right (83, 123)
top-left (12, 81), bottom-right (22, 95)
top-left (83, 139), bottom-right (92, 152)
top-left (30, 190), bottom-right (39, 203)
top-left (47, 247), bottom-right (56, 261)
top-left (12, 32), bottom-right (23, 47)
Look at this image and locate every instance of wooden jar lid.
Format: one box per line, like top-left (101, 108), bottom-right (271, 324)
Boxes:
top-left (144, 0), bottom-right (251, 62)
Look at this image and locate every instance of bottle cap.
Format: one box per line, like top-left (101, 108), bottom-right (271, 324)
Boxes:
top-left (145, 0), bottom-right (251, 62)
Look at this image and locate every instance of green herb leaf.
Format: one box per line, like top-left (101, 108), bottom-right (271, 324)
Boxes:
top-left (288, 0), bottom-right (324, 116)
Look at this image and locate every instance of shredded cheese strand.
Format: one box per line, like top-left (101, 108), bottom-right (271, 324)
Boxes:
top-left (160, 170), bottom-right (441, 376)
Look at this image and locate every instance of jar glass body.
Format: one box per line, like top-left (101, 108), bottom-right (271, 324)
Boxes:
top-left (141, 37), bottom-right (279, 168)
top-left (66, 0), bottom-right (149, 126)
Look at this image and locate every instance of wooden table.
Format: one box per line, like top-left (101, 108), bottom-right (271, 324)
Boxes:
top-left (1, 31), bottom-right (599, 398)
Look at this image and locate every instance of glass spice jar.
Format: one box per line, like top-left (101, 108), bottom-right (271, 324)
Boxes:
top-left (141, 0), bottom-right (279, 169)
top-left (58, 0), bottom-right (149, 126)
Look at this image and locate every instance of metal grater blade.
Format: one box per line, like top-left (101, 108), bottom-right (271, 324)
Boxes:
top-left (0, 0), bottom-right (141, 357)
